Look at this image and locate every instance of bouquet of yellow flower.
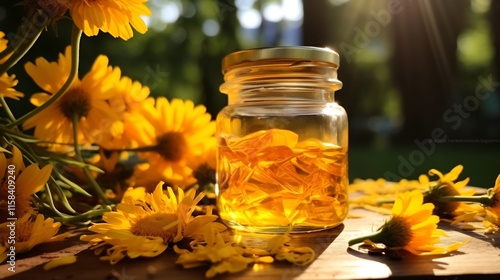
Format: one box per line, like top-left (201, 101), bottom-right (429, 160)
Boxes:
top-left (0, 0), bottom-right (219, 259)
top-left (1, 0), bottom-right (217, 221)
top-left (0, 1), bottom-right (315, 276)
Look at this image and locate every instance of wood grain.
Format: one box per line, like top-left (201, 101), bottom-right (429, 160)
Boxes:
top-left (2, 207), bottom-right (499, 280)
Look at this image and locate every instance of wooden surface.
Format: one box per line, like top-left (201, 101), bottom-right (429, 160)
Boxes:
top-left (2, 207), bottom-right (500, 280)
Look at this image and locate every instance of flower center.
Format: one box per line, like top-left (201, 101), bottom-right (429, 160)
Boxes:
top-left (0, 180), bottom-right (31, 220)
top-left (156, 132), bottom-right (187, 162)
top-left (130, 213), bottom-right (179, 243)
top-left (424, 183), bottom-right (460, 218)
top-left (0, 216), bottom-right (34, 244)
top-left (378, 216), bottom-right (413, 248)
top-left (17, 218), bottom-right (35, 242)
top-left (491, 189), bottom-right (500, 208)
top-left (59, 86), bottom-right (91, 120)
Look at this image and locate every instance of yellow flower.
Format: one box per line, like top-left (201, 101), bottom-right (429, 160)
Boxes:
top-left (348, 178), bottom-right (427, 215)
top-left (130, 97), bottom-right (216, 189)
top-left (121, 186), bottom-right (147, 201)
top-left (0, 32), bottom-right (24, 102)
top-left (104, 76), bottom-right (151, 149)
top-left (80, 182), bottom-right (226, 264)
top-left (0, 213), bottom-right (70, 262)
top-left (175, 225), bottom-right (272, 278)
top-left (429, 171), bottom-right (500, 232)
top-left (22, 46), bottom-right (123, 151)
top-left (0, 145), bottom-right (53, 218)
top-left (349, 166), bottom-right (476, 220)
top-left (67, 0), bottom-right (151, 40)
top-left (483, 175), bottom-right (500, 231)
top-left (420, 165), bottom-right (475, 218)
top-left (0, 73), bottom-right (24, 102)
top-left (175, 225), bottom-right (314, 278)
top-left (349, 190), bottom-right (468, 256)
top-left (0, 31), bottom-right (11, 63)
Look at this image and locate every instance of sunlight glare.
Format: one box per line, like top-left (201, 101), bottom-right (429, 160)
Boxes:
top-left (236, 0), bottom-right (257, 9)
top-left (237, 8), bottom-right (262, 29)
top-left (282, 0), bottom-right (303, 22)
top-left (160, 1), bottom-right (182, 23)
top-left (262, 2), bottom-right (284, 22)
top-left (202, 19), bottom-right (220, 37)
top-left (141, 16), bottom-right (151, 28)
top-left (329, 0), bottom-right (350, 6)
top-left (471, 0), bottom-right (491, 13)
top-left (252, 263), bottom-right (265, 272)
top-left (182, 2), bottom-right (196, 18)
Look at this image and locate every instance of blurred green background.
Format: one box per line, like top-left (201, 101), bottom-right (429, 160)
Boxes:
top-left (1, 0), bottom-right (499, 187)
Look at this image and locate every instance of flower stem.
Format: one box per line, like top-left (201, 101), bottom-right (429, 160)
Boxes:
top-left (72, 113), bottom-right (111, 205)
top-left (348, 231), bottom-right (382, 246)
top-left (438, 195), bottom-right (492, 206)
top-left (54, 206), bottom-right (112, 224)
top-left (0, 16), bottom-right (45, 75)
top-left (375, 198), bottom-right (395, 205)
top-left (0, 95), bottom-right (17, 122)
top-left (7, 24), bottom-right (82, 128)
top-left (103, 145), bottom-right (158, 153)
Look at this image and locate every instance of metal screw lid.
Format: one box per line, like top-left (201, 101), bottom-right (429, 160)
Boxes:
top-left (221, 46), bottom-right (340, 74)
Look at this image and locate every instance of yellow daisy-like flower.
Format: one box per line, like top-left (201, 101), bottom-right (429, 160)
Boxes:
top-left (0, 145), bottom-right (53, 218)
top-left (348, 166), bottom-right (476, 219)
top-left (0, 213), bottom-right (70, 263)
top-left (130, 97), bottom-right (216, 189)
top-left (421, 169), bottom-right (500, 233)
top-left (104, 76), bottom-right (150, 149)
top-left (420, 165), bottom-right (475, 218)
top-left (0, 31), bottom-right (11, 63)
top-left (67, 0), bottom-right (151, 40)
top-left (481, 175), bottom-right (500, 232)
top-left (80, 182), bottom-right (226, 264)
top-left (0, 73), bottom-right (24, 102)
top-left (348, 178), bottom-right (428, 215)
top-left (0, 31), bottom-right (24, 102)
top-left (22, 46), bottom-right (123, 151)
top-left (349, 190), bottom-right (468, 256)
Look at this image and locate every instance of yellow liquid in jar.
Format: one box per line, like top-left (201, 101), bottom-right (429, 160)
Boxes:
top-left (217, 129), bottom-right (349, 233)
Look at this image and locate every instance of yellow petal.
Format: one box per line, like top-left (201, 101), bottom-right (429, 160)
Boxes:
top-left (443, 165), bottom-right (463, 182)
top-left (43, 255), bottom-right (77, 270)
top-left (418, 174), bottom-right (430, 185)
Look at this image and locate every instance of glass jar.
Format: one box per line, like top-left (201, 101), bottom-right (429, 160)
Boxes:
top-left (215, 46), bottom-right (348, 233)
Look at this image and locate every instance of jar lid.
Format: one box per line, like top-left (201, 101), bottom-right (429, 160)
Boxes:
top-left (222, 46), bottom-right (340, 74)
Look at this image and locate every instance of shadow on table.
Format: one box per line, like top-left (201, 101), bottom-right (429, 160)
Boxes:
top-left (345, 243), bottom-right (467, 279)
top-left (275, 224), bottom-right (345, 280)
top-left (3, 225), bottom-right (345, 280)
top-left (438, 222), bottom-right (500, 249)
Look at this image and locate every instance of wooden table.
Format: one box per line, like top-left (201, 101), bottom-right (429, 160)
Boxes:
top-left (2, 207), bottom-right (500, 280)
